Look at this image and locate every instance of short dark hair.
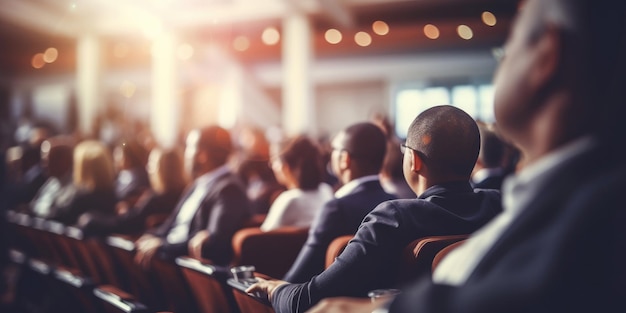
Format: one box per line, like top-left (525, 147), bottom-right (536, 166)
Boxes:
top-left (196, 126), bottom-right (233, 167)
top-left (406, 105), bottom-right (480, 178)
top-left (277, 136), bottom-right (323, 191)
top-left (477, 123), bottom-right (505, 169)
top-left (338, 122), bottom-right (387, 174)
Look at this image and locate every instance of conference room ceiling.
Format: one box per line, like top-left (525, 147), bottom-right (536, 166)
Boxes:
top-left (0, 0), bottom-right (519, 76)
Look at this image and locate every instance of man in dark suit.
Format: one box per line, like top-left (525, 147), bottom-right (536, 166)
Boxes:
top-left (247, 105), bottom-right (502, 313)
top-left (308, 0), bottom-right (626, 312)
top-left (135, 126), bottom-right (251, 266)
top-left (283, 122), bottom-right (397, 283)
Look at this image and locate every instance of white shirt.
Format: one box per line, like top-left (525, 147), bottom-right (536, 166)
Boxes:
top-left (166, 165), bottom-right (230, 244)
top-left (333, 175), bottom-right (380, 198)
top-left (260, 183), bottom-right (334, 232)
top-left (433, 136), bottom-right (595, 285)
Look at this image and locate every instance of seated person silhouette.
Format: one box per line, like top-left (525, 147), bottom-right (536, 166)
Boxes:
top-left (260, 136), bottom-right (334, 231)
top-left (283, 122), bottom-right (397, 283)
top-left (247, 105), bottom-right (502, 313)
top-left (307, 1), bottom-right (626, 312)
top-left (29, 136), bottom-right (76, 219)
top-left (134, 126), bottom-right (251, 267)
top-left (49, 140), bottom-right (117, 229)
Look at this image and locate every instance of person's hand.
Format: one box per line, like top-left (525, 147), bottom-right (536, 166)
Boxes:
top-left (134, 234), bottom-right (163, 269)
top-left (245, 277), bottom-right (288, 301)
top-left (306, 297), bottom-right (381, 313)
top-left (188, 230), bottom-right (210, 259)
top-left (115, 201), bottom-right (130, 215)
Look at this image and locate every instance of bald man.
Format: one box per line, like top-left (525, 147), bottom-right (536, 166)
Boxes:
top-left (283, 122), bottom-right (397, 283)
top-left (247, 106), bottom-right (502, 313)
top-left (309, 0), bottom-right (626, 312)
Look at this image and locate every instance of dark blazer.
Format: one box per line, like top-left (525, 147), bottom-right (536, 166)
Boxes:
top-left (151, 170), bottom-right (251, 265)
top-left (283, 180), bottom-right (396, 283)
top-left (114, 167), bottom-right (150, 202)
top-left (50, 187), bottom-right (117, 226)
top-left (271, 181), bottom-right (502, 313)
top-left (387, 140), bottom-right (626, 313)
top-left (110, 188), bottom-right (182, 234)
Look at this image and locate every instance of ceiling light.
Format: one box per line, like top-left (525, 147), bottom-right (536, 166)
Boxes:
top-left (457, 25), bottom-right (473, 40)
top-left (325, 29), bottom-right (342, 44)
top-left (372, 21), bottom-right (389, 36)
top-left (354, 32), bottom-right (372, 47)
top-left (423, 24), bottom-right (440, 39)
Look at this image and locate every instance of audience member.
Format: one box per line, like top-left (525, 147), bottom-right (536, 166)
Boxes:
top-left (88, 147), bottom-right (187, 235)
top-left (29, 136), bottom-right (76, 219)
top-left (134, 126), bottom-right (251, 267)
top-left (260, 136), bottom-right (333, 231)
top-left (49, 140), bottom-right (116, 229)
top-left (283, 122), bottom-right (397, 283)
top-left (372, 114), bottom-right (415, 199)
top-left (308, 0), bottom-right (626, 312)
top-left (234, 126), bottom-right (286, 215)
top-left (247, 105), bottom-right (502, 313)
top-left (113, 138), bottom-right (150, 204)
top-left (470, 122), bottom-right (513, 190)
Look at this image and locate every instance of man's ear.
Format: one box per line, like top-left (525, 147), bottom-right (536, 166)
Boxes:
top-left (339, 151), bottom-right (351, 170)
top-left (411, 150), bottom-right (422, 173)
top-left (529, 23), bottom-right (561, 91)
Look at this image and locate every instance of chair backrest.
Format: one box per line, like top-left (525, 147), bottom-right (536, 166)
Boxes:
top-left (397, 234), bottom-right (469, 286)
top-left (106, 235), bottom-right (169, 312)
top-left (176, 256), bottom-right (236, 313)
top-left (151, 256), bottom-right (200, 313)
top-left (231, 227), bottom-right (309, 278)
top-left (431, 239), bottom-right (467, 272)
top-left (324, 235), bottom-right (353, 269)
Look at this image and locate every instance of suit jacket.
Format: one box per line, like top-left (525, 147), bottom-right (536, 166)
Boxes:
top-left (283, 180), bottom-right (396, 283)
top-left (151, 170), bottom-right (251, 265)
top-left (115, 167), bottom-right (150, 202)
top-left (50, 187), bottom-right (117, 226)
top-left (271, 181), bottom-right (502, 313)
top-left (388, 139), bottom-right (626, 313)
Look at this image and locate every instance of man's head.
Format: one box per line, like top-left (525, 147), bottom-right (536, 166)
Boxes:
top-left (403, 105), bottom-right (480, 193)
top-left (184, 126), bottom-right (233, 179)
top-left (330, 122), bottom-right (387, 184)
top-left (494, 0), bottom-right (626, 160)
top-left (41, 136), bottom-right (74, 179)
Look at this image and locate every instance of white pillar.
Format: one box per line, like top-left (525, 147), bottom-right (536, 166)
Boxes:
top-left (282, 13), bottom-right (315, 136)
top-left (151, 32), bottom-right (180, 149)
top-left (76, 34), bottom-right (102, 137)
top-left (218, 66), bottom-right (242, 129)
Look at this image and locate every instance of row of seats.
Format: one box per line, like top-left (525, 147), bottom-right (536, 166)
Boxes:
top-left (5, 210), bottom-right (467, 313)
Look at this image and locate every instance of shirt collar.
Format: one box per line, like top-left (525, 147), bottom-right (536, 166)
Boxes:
top-left (334, 175), bottom-right (380, 198)
top-left (194, 164), bottom-right (231, 188)
top-left (501, 136), bottom-right (596, 215)
top-left (418, 181), bottom-right (474, 199)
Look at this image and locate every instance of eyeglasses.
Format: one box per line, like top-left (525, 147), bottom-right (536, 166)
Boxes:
top-left (400, 143), bottom-right (418, 155)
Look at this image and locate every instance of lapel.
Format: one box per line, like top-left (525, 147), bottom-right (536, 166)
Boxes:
top-left (466, 141), bottom-right (617, 281)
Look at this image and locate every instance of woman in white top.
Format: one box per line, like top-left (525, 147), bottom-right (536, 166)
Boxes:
top-left (260, 136), bottom-right (334, 231)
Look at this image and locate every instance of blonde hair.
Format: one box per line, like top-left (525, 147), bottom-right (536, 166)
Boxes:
top-left (73, 140), bottom-right (115, 191)
top-left (149, 148), bottom-right (186, 194)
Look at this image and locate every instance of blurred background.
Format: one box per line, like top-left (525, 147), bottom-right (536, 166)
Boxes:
top-left (0, 0), bottom-right (518, 149)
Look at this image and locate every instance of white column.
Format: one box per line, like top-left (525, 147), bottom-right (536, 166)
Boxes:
top-left (282, 13), bottom-right (315, 136)
top-left (76, 34), bottom-right (102, 137)
top-left (218, 66), bottom-right (242, 129)
top-left (151, 32), bottom-right (180, 149)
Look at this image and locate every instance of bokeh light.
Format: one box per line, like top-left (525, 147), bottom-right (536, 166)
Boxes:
top-left (482, 11), bottom-right (497, 26)
top-left (43, 47), bottom-right (58, 63)
top-left (325, 29), bottom-right (342, 44)
top-left (31, 53), bottom-right (45, 69)
top-left (423, 24), bottom-right (440, 39)
top-left (233, 36), bottom-right (250, 51)
top-left (354, 31), bottom-right (372, 47)
top-left (457, 25), bottom-right (473, 40)
top-left (372, 20), bottom-right (389, 36)
top-left (262, 27), bottom-right (280, 45)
